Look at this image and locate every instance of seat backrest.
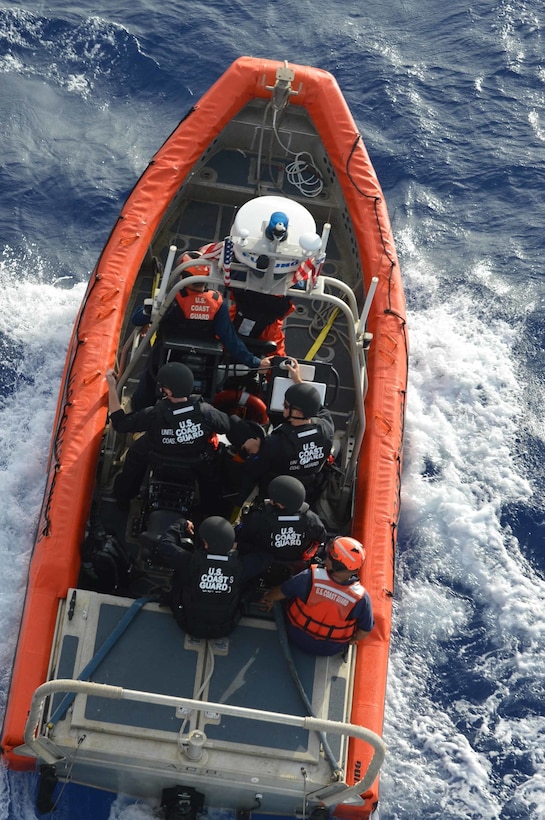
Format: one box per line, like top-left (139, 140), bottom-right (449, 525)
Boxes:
top-left (147, 471), bottom-right (196, 517)
top-left (162, 336), bottom-right (224, 358)
top-left (160, 336), bottom-right (225, 401)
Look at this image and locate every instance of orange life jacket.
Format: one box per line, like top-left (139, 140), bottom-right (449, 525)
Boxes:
top-left (286, 565), bottom-right (367, 642)
top-left (175, 289), bottom-right (222, 322)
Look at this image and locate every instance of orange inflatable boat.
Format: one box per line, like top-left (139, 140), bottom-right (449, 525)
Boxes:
top-left (1, 57), bottom-right (407, 820)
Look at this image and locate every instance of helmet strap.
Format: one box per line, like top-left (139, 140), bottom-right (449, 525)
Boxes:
top-left (327, 556), bottom-right (349, 572)
top-left (283, 402), bottom-right (304, 422)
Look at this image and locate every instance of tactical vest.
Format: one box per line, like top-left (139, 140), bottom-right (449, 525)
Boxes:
top-left (148, 399), bottom-right (211, 461)
top-left (286, 566), bottom-right (367, 643)
top-left (274, 422), bottom-right (331, 479)
top-left (248, 505), bottom-right (318, 561)
top-left (172, 550), bottom-right (242, 639)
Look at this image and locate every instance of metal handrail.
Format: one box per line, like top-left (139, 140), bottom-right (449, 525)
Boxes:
top-left (115, 272), bottom-right (212, 394)
top-left (26, 679), bottom-right (385, 806)
top-left (116, 274), bottom-right (366, 466)
top-left (356, 276), bottom-right (379, 337)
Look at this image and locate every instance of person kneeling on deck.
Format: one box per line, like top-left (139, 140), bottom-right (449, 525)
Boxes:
top-left (105, 362), bottom-right (231, 515)
top-left (165, 516), bottom-right (243, 639)
top-left (232, 359), bottom-right (335, 507)
top-left (237, 476), bottom-right (327, 583)
top-left (261, 537), bottom-right (374, 657)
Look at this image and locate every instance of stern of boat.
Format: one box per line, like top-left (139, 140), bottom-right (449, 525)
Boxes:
top-left (16, 587), bottom-right (384, 817)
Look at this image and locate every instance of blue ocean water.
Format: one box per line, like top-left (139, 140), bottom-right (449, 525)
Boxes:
top-left (1, 1), bottom-right (544, 818)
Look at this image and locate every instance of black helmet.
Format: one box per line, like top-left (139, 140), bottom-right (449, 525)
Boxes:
top-left (284, 382), bottom-right (321, 418)
top-left (267, 475), bottom-right (306, 513)
top-left (198, 516), bottom-right (235, 553)
top-left (157, 362), bottom-right (194, 398)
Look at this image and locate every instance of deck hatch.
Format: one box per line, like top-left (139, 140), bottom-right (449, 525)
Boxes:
top-left (79, 602), bottom-right (198, 733)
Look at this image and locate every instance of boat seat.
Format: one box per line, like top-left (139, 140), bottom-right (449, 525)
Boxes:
top-left (162, 335), bottom-right (224, 359)
top-left (235, 335), bottom-right (277, 357)
top-left (146, 458), bottom-right (196, 517)
top-left (160, 335), bottom-right (225, 400)
top-left (138, 509), bottom-right (183, 551)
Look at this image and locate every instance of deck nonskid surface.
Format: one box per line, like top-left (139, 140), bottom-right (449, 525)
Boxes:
top-left (52, 591), bottom-right (352, 765)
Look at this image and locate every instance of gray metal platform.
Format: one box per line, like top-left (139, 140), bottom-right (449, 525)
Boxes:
top-left (47, 589), bottom-right (353, 784)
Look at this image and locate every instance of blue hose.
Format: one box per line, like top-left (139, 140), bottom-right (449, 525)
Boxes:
top-left (272, 603), bottom-right (340, 773)
top-left (48, 595), bottom-right (155, 726)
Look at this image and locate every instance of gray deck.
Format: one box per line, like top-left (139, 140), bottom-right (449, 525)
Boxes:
top-left (51, 592), bottom-right (352, 764)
